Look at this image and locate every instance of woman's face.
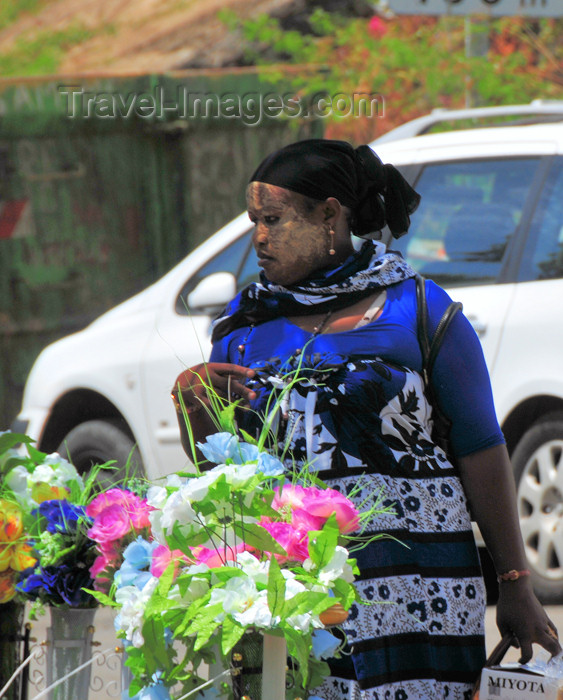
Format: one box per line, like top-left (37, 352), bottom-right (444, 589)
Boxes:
top-left (246, 182), bottom-right (351, 286)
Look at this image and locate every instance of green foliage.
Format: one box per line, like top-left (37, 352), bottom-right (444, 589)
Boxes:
top-left (222, 11), bottom-right (563, 142)
top-left (0, 24), bottom-right (94, 77)
top-left (0, 0), bottom-right (43, 32)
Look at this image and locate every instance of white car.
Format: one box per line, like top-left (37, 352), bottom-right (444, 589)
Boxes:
top-left (13, 103), bottom-right (563, 601)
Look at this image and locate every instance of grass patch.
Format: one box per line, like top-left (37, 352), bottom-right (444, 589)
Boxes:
top-left (0, 24), bottom-right (94, 77)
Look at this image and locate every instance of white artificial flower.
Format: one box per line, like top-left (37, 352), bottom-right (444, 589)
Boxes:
top-left (168, 575), bottom-right (209, 605)
top-left (182, 472), bottom-right (215, 501)
top-left (283, 576), bottom-right (306, 597)
top-left (285, 612), bottom-right (313, 633)
top-left (35, 453), bottom-right (84, 488)
top-left (4, 466), bottom-right (29, 504)
top-left (209, 575), bottom-right (273, 628)
top-left (148, 510), bottom-right (166, 545)
top-left (160, 489), bottom-right (201, 534)
top-left (233, 591), bottom-right (272, 628)
top-left (317, 546), bottom-right (355, 586)
top-left (236, 552), bottom-right (270, 585)
top-left (208, 462), bottom-right (259, 488)
top-left (115, 577), bottom-right (159, 647)
top-left (146, 485), bottom-right (168, 509)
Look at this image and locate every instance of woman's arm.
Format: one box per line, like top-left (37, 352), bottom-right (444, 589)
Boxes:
top-left (457, 444), bottom-right (561, 662)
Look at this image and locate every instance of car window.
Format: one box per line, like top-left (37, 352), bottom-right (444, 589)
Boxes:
top-left (392, 158), bottom-right (540, 287)
top-left (518, 159), bottom-right (563, 282)
top-left (176, 228), bottom-right (256, 314)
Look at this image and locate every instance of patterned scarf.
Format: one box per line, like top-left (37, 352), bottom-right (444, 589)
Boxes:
top-left (211, 241), bottom-right (416, 342)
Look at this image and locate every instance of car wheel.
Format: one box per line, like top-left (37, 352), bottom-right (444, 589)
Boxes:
top-left (512, 411), bottom-right (563, 603)
top-left (57, 419), bottom-right (144, 485)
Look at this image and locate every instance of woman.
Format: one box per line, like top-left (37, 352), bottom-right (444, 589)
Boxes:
top-left (172, 140), bottom-right (560, 700)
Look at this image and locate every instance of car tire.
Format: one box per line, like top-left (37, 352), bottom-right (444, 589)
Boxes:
top-left (57, 419), bottom-right (144, 484)
top-left (512, 411), bottom-right (563, 604)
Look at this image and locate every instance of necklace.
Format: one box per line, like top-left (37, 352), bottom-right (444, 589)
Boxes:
top-left (236, 307), bottom-right (334, 364)
top-left (312, 309), bottom-right (333, 336)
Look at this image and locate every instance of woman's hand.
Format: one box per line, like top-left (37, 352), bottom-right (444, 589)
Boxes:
top-left (172, 362), bottom-right (257, 413)
top-left (496, 577), bottom-right (561, 662)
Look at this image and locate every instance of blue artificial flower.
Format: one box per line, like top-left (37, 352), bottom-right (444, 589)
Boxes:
top-left (38, 499), bottom-right (90, 534)
top-left (17, 572), bottom-right (44, 597)
top-left (233, 442), bottom-right (259, 464)
top-left (18, 563), bottom-right (95, 607)
top-left (257, 452), bottom-right (285, 476)
top-left (123, 537), bottom-right (157, 570)
top-left (197, 432), bottom-right (239, 464)
top-left (311, 628), bottom-right (341, 660)
top-left (114, 562), bottom-right (153, 591)
top-left (198, 686), bottom-right (221, 700)
top-left (127, 681), bottom-right (171, 700)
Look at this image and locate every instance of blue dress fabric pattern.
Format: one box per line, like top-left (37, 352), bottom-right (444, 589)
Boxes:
top-left (210, 277), bottom-right (505, 700)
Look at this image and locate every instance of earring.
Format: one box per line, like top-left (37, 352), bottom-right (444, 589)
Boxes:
top-left (328, 227), bottom-right (335, 255)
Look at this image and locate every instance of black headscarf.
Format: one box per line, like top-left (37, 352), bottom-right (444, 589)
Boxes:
top-left (249, 138), bottom-right (421, 238)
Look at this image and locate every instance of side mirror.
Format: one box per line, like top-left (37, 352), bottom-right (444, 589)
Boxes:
top-left (186, 272), bottom-right (237, 312)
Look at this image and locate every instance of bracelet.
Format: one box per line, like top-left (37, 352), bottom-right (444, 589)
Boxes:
top-left (171, 392), bottom-right (203, 415)
top-left (497, 569), bottom-right (531, 582)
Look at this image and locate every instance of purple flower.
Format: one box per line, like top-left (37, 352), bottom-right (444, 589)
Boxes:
top-left (17, 563), bottom-right (96, 607)
top-left (38, 500), bottom-right (91, 534)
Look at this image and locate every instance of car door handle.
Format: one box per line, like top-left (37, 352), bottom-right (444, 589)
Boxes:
top-left (466, 315), bottom-right (487, 337)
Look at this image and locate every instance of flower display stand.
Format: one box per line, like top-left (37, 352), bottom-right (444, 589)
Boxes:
top-left (262, 634), bottom-right (287, 700)
top-left (45, 607), bottom-right (96, 700)
top-left (231, 632), bottom-right (289, 700)
top-left (0, 601), bottom-right (26, 700)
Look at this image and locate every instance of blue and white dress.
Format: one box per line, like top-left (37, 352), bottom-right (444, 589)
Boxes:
top-left (210, 276), bottom-right (505, 700)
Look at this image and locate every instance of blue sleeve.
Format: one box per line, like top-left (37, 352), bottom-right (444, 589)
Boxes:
top-left (425, 281), bottom-right (505, 458)
top-left (209, 336), bottom-right (230, 363)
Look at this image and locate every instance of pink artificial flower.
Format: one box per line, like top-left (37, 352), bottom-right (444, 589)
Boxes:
top-left (151, 544), bottom-right (192, 578)
top-left (302, 488), bottom-right (360, 535)
top-left (191, 544), bottom-right (249, 568)
top-left (86, 488), bottom-right (152, 543)
top-left (272, 485), bottom-right (308, 513)
top-left (86, 488), bottom-right (135, 518)
top-left (368, 15), bottom-right (387, 38)
top-left (289, 507), bottom-right (325, 532)
top-left (87, 503), bottom-right (134, 544)
top-left (260, 521), bottom-right (310, 563)
top-left (90, 553), bottom-right (119, 592)
top-left (272, 484), bottom-right (360, 535)
top-left (87, 488), bottom-right (152, 528)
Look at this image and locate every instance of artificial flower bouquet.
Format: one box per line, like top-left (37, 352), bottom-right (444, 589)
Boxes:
top-left (90, 425), bottom-right (387, 700)
top-left (0, 430), bottom-right (101, 612)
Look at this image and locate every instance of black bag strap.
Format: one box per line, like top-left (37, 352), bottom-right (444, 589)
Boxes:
top-left (415, 274), bottom-right (463, 448)
top-left (415, 274), bottom-right (463, 385)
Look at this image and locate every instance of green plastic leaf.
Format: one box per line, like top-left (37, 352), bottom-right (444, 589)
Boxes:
top-left (284, 627), bottom-right (311, 685)
top-left (141, 618), bottom-right (172, 669)
top-left (157, 561), bottom-right (175, 597)
top-left (308, 517), bottom-right (338, 568)
top-left (218, 403), bottom-right (237, 434)
top-left (267, 555), bottom-right (286, 618)
top-left (233, 522), bottom-right (287, 555)
top-left (282, 591), bottom-right (329, 619)
top-left (221, 616), bottom-right (245, 655)
top-left (82, 589), bottom-right (117, 607)
top-left (238, 429), bottom-right (258, 446)
top-left (0, 432), bottom-right (33, 455)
